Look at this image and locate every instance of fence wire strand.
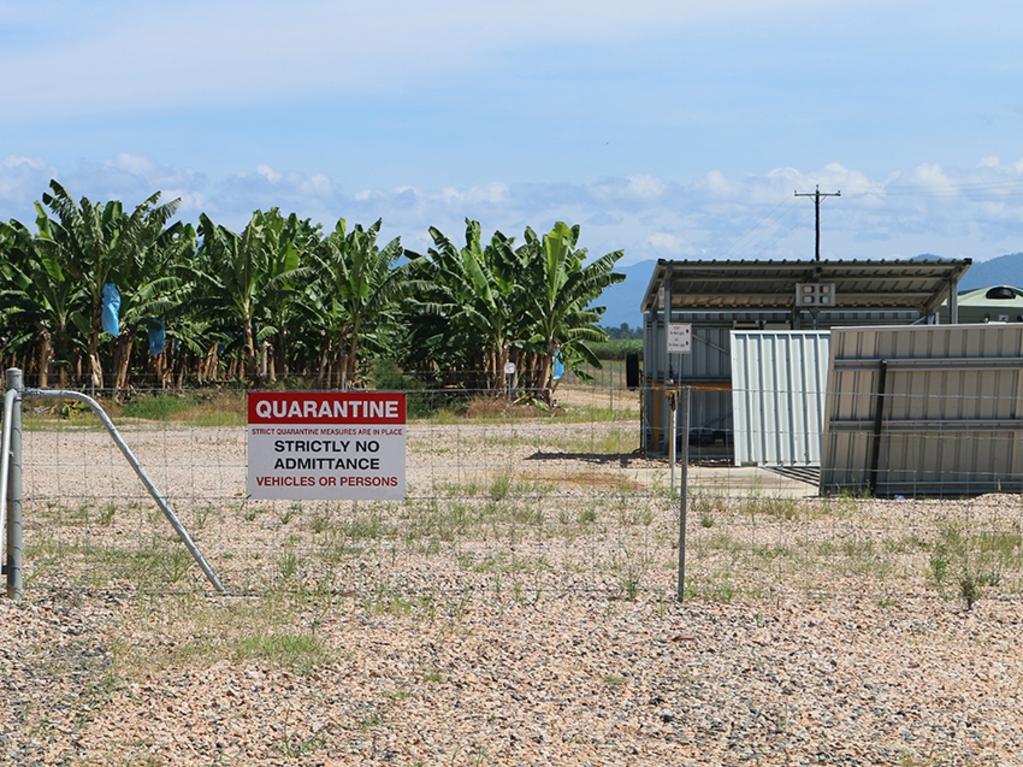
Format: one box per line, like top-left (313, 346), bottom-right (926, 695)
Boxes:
top-left (10, 378), bottom-right (1023, 610)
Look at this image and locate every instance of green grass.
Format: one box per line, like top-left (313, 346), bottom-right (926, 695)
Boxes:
top-left (590, 338), bottom-right (642, 359)
top-left (234, 632), bottom-right (327, 672)
top-left (926, 523), bottom-right (1023, 607)
top-left (26, 539), bottom-right (194, 588)
top-left (121, 396), bottom-right (192, 420)
top-left (683, 574), bottom-right (738, 602)
top-left (362, 584), bottom-right (435, 617)
top-left (23, 391), bottom-right (248, 429)
top-left (560, 428), bottom-right (637, 454)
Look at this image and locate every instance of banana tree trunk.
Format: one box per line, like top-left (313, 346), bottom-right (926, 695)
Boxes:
top-left (317, 345), bottom-right (328, 385)
top-left (153, 350), bottom-right (165, 387)
top-left (346, 332), bottom-right (360, 388)
top-left (243, 319), bottom-right (257, 379)
top-left (113, 328), bottom-right (135, 395)
top-left (259, 340), bottom-right (271, 381)
top-left (37, 329), bottom-right (51, 388)
top-left (89, 302), bottom-right (104, 390)
top-left (539, 342), bottom-right (556, 404)
top-left (276, 329), bottom-right (288, 379)
top-left (200, 343), bottom-right (218, 384)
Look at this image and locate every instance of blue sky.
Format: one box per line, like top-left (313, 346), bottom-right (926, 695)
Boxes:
top-left (2, 0), bottom-right (1022, 263)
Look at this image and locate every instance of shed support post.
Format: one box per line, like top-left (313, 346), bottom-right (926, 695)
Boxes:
top-left (948, 279), bottom-right (959, 324)
top-left (664, 265), bottom-right (674, 455)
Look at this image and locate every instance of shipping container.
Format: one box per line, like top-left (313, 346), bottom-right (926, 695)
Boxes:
top-left (820, 324), bottom-right (1023, 495)
top-left (730, 330), bottom-right (830, 467)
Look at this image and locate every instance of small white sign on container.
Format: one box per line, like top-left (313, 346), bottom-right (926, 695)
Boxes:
top-left (247, 391), bottom-right (406, 500)
top-left (666, 323), bottom-right (692, 354)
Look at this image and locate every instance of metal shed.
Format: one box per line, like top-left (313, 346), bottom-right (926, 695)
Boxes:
top-left (820, 324), bottom-right (1023, 496)
top-left (641, 258), bottom-right (972, 456)
top-left (730, 330), bottom-right (830, 467)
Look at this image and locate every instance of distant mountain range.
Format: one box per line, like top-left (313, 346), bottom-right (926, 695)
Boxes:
top-left (598, 253), bottom-right (1023, 329)
top-left (956, 253), bottom-right (1023, 291)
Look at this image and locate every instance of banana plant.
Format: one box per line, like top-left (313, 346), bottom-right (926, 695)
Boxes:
top-left (516, 222), bottom-right (624, 397)
top-left (0, 220), bottom-right (88, 386)
top-left (196, 209), bottom-right (311, 380)
top-left (108, 221), bottom-right (197, 392)
top-left (305, 218), bottom-right (404, 388)
top-left (405, 220), bottom-right (523, 389)
top-left (37, 180), bottom-right (182, 388)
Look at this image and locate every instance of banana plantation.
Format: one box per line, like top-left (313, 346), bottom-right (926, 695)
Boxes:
top-left (0, 181), bottom-right (624, 397)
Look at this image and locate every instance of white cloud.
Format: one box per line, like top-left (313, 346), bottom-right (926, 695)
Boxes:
top-left (624, 175), bottom-right (667, 200)
top-left (0, 154), bottom-right (55, 204)
top-left (301, 174), bottom-right (332, 198)
top-left (702, 170), bottom-right (735, 197)
top-left (910, 162), bottom-right (957, 197)
top-left (439, 182), bottom-right (509, 206)
top-left (255, 164), bottom-right (283, 184)
top-left (646, 232), bottom-right (694, 254)
top-left (3, 153), bottom-right (1023, 268)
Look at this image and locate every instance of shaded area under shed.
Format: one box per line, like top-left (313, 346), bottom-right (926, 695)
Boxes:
top-left (641, 258), bottom-right (973, 459)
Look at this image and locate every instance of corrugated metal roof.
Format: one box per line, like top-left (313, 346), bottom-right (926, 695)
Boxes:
top-left (640, 258), bottom-right (972, 313)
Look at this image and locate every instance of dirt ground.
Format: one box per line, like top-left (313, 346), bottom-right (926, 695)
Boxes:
top-left (2, 410), bottom-right (1022, 765)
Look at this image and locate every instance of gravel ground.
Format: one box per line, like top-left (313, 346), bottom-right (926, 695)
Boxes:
top-left (2, 591), bottom-right (1022, 765)
top-left (1, 414), bottom-right (1022, 764)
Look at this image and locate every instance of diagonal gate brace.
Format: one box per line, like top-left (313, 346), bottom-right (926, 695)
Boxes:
top-left (16, 384), bottom-right (226, 594)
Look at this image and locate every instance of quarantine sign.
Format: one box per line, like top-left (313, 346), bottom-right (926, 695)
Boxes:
top-left (247, 391), bottom-right (406, 500)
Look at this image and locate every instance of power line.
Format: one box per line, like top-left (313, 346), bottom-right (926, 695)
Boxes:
top-left (794, 184), bottom-right (840, 261)
top-left (718, 197), bottom-right (795, 260)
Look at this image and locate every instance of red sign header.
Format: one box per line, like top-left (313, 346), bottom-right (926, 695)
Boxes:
top-left (248, 392), bottom-right (407, 425)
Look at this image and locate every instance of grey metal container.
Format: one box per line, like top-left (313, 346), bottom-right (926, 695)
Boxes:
top-left (820, 324), bottom-right (1023, 495)
top-left (730, 330), bottom-right (830, 467)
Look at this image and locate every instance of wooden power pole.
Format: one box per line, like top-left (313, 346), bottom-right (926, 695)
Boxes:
top-left (794, 184), bottom-right (841, 261)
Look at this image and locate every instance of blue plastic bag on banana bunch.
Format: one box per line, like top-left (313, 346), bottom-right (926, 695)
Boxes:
top-left (552, 353), bottom-right (565, 381)
top-left (147, 318), bottom-right (167, 357)
top-left (101, 283), bottom-right (121, 337)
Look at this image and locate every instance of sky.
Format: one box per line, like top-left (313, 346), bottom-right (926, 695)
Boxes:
top-left (1, 0), bottom-right (1022, 264)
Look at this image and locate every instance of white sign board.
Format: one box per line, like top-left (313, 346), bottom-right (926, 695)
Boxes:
top-left (247, 391), bottom-right (406, 500)
top-left (666, 323), bottom-right (692, 354)
top-left (504, 362), bottom-right (516, 375)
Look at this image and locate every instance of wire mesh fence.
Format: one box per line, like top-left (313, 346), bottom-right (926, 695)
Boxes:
top-left (18, 380), bottom-right (664, 602)
top-left (9, 376), bottom-right (1023, 610)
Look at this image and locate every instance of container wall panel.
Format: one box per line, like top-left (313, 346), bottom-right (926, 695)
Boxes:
top-left (730, 331), bottom-right (831, 467)
top-left (820, 324), bottom-right (1023, 495)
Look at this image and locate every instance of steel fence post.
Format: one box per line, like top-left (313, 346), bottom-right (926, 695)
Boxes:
top-left (669, 390), bottom-right (677, 492)
top-left (676, 385), bottom-right (690, 602)
top-left (5, 368), bottom-right (23, 600)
